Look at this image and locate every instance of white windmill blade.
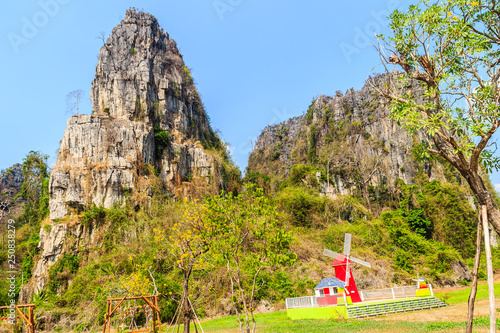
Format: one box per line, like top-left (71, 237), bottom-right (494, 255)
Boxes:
top-left (323, 248), bottom-right (344, 260)
top-left (345, 260), bottom-right (350, 286)
top-left (343, 233), bottom-right (352, 256)
top-left (349, 256), bottom-right (372, 268)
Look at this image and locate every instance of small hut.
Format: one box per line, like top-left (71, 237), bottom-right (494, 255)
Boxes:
top-left (314, 278), bottom-right (347, 306)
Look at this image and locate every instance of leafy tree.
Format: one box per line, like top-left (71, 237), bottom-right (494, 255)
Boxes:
top-left (154, 199), bottom-right (220, 333)
top-left (277, 186), bottom-right (324, 227)
top-left (397, 184), bottom-right (433, 238)
top-left (17, 151), bottom-right (50, 225)
top-left (372, 0), bottom-right (500, 236)
top-left (119, 272), bottom-right (152, 296)
top-left (205, 185), bottom-right (296, 333)
top-left (242, 171), bottom-right (270, 193)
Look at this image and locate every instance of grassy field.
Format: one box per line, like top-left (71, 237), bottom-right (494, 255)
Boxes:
top-left (182, 282), bottom-right (500, 333)
top-left (194, 311), bottom-right (497, 333)
top-left (435, 282), bottom-right (500, 305)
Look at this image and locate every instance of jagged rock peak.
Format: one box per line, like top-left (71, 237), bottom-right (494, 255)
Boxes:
top-left (49, 9), bottom-right (227, 221)
top-left (0, 164), bottom-right (23, 190)
top-left (122, 8), bottom-right (160, 29)
top-left (91, 8), bottom-right (211, 142)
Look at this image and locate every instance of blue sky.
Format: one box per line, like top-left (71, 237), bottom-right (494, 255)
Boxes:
top-left (2, 0), bottom-right (500, 189)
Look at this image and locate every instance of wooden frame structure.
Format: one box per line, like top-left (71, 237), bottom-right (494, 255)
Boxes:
top-left (0, 304), bottom-right (35, 333)
top-left (102, 295), bottom-right (162, 333)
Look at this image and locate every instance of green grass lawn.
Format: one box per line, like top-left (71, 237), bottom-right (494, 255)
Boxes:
top-left (434, 281), bottom-right (500, 304)
top-left (167, 282), bottom-right (500, 332)
top-left (185, 312), bottom-right (498, 333)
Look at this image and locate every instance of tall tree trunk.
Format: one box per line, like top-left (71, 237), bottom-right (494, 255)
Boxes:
top-left (481, 206), bottom-right (497, 333)
top-left (361, 182), bottom-right (372, 213)
top-left (466, 217), bottom-right (483, 333)
top-left (463, 171), bottom-right (500, 236)
top-left (182, 283), bottom-right (191, 333)
top-left (182, 269), bottom-right (192, 333)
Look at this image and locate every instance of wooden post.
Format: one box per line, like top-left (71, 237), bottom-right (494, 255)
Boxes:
top-left (155, 296), bottom-right (162, 333)
top-left (0, 304), bottom-right (36, 333)
top-left (29, 305), bottom-right (34, 333)
top-left (481, 205), bottom-right (496, 333)
top-left (152, 299), bottom-right (157, 333)
top-left (102, 301), bottom-right (110, 333)
top-left (391, 288), bottom-right (395, 299)
top-left (466, 215), bottom-right (483, 333)
top-left (108, 300), bottom-right (111, 333)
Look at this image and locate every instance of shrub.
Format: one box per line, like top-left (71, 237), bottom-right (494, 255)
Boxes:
top-left (394, 249), bottom-right (413, 272)
top-left (154, 124), bottom-right (170, 157)
top-left (277, 187), bottom-right (324, 227)
top-left (288, 164), bottom-right (325, 187)
top-left (307, 125), bottom-right (318, 162)
top-left (271, 149), bottom-right (280, 161)
top-left (306, 102), bottom-right (315, 123)
top-left (106, 206), bottom-right (128, 225)
top-left (181, 65), bottom-right (194, 85)
top-left (47, 254), bottom-right (80, 293)
top-left (82, 205), bottom-right (106, 226)
top-left (21, 256), bottom-right (34, 278)
top-left (405, 208), bottom-right (432, 238)
top-left (244, 172), bottom-right (270, 193)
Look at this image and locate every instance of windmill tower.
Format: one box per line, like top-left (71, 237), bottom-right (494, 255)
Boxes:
top-left (323, 233), bottom-right (371, 303)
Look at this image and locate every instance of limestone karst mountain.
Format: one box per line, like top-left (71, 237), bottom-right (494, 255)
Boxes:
top-left (49, 8), bottom-right (232, 221)
top-left (20, 8), bottom-right (238, 303)
top-left (247, 73), bottom-right (447, 198)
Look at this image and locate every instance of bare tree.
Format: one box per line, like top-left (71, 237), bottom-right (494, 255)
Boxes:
top-left (327, 130), bottom-right (384, 213)
top-left (0, 199), bottom-right (10, 221)
top-left (96, 31), bottom-right (118, 72)
top-left (66, 90), bottom-right (84, 116)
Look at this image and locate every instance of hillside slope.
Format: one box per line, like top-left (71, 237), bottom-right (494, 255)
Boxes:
top-left (246, 73), bottom-right (500, 292)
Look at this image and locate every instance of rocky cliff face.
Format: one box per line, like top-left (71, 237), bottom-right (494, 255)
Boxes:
top-left (0, 164), bottom-right (23, 190)
top-left (0, 164), bottom-right (24, 220)
top-left (19, 220), bottom-right (106, 304)
top-left (49, 8), bottom-right (226, 220)
top-left (248, 74), bottom-right (442, 195)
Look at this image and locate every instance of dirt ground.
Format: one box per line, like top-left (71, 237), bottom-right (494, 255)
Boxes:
top-left (372, 298), bottom-right (499, 323)
top-left (371, 275), bottom-right (500, 324)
